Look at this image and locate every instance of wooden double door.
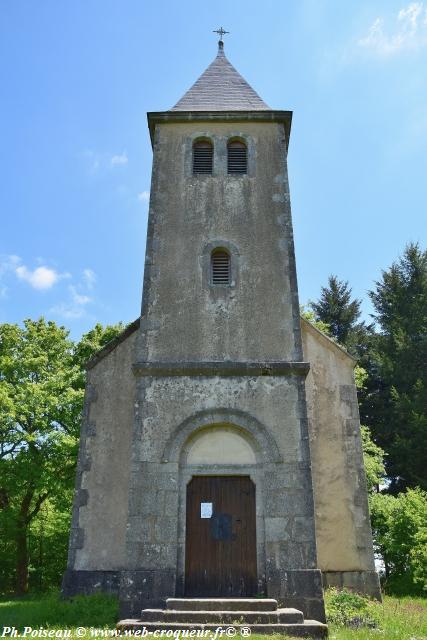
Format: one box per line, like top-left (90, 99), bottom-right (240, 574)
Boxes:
top-left (185, 476), bottom-right (257, 597)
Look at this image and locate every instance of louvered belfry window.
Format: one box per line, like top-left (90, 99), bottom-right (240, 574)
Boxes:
top-left (211, 249), bottom-right (231, 285)
top-left (227, 140), bottom-right (247, 174)
top-left (193, 140), bottom-right (213, 175)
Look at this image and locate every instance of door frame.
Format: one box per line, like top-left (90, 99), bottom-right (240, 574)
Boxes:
top-left (176, 465), bottom-right (265, 598)
top-left (184, 474), bottom-right (258, 597)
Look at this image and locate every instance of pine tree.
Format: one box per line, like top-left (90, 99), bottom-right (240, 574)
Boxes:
top-left (367, 243), bottom-right (427, 492)
top-left (310, 275), bottom-right (368, 355)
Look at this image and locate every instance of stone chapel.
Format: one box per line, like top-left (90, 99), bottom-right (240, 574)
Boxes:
top-left (63, 37), bottom-right (380, 634)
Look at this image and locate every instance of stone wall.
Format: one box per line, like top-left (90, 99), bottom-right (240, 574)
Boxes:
top-left (63, 319), bottom-right (380, 606)
top-left (62, 328), bottom-right (137, 596)
top-left (121, 370), bottom-right (324, 621)
top-left (301, 319), bottom-right (381, 599)
top-left (136, 120), bottom-right (303, 365)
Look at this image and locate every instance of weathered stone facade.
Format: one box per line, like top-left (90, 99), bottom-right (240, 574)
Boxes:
top-left (63, 41), bottom-right (380, 622)
top-left (302, 320), bottom-right (379, 596)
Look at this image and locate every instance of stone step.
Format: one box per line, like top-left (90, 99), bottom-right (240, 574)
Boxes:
top-left (117, 620), bottom-right (328, 638)
top-left (166, 598), bottom-right (278, 611)
top-left (139, 608), bottom-right (304, 624)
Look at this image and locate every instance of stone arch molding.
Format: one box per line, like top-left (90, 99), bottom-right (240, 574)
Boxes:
top-left (162, 408), bottom-right (282, 464)
top-left (184, 426), bottom-right (256, 465)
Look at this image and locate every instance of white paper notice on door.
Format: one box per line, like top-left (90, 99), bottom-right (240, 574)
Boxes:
top-left (200, 502), bottom-right (213, 518)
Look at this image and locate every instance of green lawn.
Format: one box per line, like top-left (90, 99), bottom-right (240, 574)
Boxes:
top-left (0, 592), bottom-right (117, 636)
top-left (0, 592), bottom-right (426, 640)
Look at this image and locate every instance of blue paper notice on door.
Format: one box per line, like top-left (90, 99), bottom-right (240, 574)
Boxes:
top-left (200, 502), bottom-right (213, 518)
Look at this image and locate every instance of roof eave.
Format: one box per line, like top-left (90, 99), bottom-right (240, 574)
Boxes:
top-left (85, 318), bottom-right (140, 370)
top-left (300, 316), bottom-right (357, 364)
top-left (147, 110), bottom-right (293, 150)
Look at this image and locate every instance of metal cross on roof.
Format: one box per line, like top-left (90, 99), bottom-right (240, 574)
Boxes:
top-left (213, 27), bottom-right (230, 42)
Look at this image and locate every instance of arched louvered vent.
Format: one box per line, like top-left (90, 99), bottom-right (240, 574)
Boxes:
top-left (193, 140), bottom-right (213, 175)
top-left (211, 250), bottom-right (231, 285)
top-left (227, 140), bottom-right (247, 174)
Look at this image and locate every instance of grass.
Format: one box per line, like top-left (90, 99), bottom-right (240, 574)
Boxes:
top-left (0, 591), bottom-right (117, 637)
top-left (326, 595), bottom-right (427, 640)
top-left (0, 591), bottom-right (426, 639)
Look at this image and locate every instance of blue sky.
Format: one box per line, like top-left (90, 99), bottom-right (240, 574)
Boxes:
top-left (1, 0), bottom-right (426, 338)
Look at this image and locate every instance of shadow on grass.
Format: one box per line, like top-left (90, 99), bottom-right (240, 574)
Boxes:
top-left (0, 591), bottom-right (118, 628)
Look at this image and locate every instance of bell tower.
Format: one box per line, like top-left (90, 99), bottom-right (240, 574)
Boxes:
top-left (120, 37), bottom-right (326, 622)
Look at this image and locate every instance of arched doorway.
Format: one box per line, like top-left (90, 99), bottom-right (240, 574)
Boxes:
top-left (182, 426), bottom-right (258, 597)
top-left (162, 410), bottom-right (282, 599)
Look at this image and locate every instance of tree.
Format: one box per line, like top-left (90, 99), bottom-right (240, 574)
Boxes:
top-left (0, 318), bottom-right (126, 594)
top-left (0, 319), bottom-right (82, 594)
top-left (361, 425), bottom-right (386, 493)
top-left (310, 275), bottom-right (369, 355)
top-left (369, 488), bottom-right (427, 594)
top-left (73, 322), bottom-right (127, 369)
top-left (300, 306), bottom-right (331, 335)
top-left (367, 243), bottom-right (427, 492)
top-left (27, 497), bottom-right (73, 592)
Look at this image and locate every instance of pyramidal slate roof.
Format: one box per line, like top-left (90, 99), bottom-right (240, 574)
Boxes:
top-left (172, 42), bottom-right (270, 111)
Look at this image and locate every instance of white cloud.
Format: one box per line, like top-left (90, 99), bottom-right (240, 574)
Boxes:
top-left (1, 255), bottom-right (71, 294)
top-left (0, 255), bottom-right (21, 298)
top-left (82, 149), bottom-right (128, 172)
top-left (0, 254), bottom-right (98, 320)
top-left (16, 265), bottom-right (61, 290)
top-left (0, 254), bottom-right (21, 276)
top-left (70, 285), bottom-right (91, 306)
top-left (49, 302), bottom-right (86, 320)
top-left (358, 2), bottom-right (427, 56)
top-left (83, 268), bottom-right (97, 289)
top-left (138, 191), bottom-right (150, 202)
top-left (111, 152), bottom-right (128, 166)
top-left (50, 284), bottom-right (92, 320)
